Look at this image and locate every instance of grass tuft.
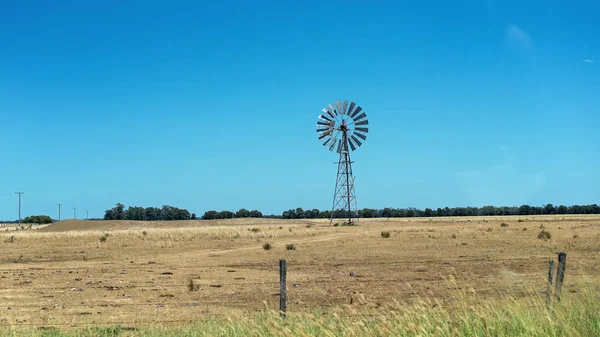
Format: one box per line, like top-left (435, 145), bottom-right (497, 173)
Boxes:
top-left (537, 230), bottom-right (552, 240)
top-left (262, 243), bottom-right (272, 250)
top-left (381, 231), bottom-right (391, 238)
top-left (285, 243), bottom-right (296, 250)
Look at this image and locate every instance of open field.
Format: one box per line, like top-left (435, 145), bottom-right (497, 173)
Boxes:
top-left (0, 215), bottom-right (599, 334)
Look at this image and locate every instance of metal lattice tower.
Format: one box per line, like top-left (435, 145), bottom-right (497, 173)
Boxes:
top-left (316, 100), bottom-right (368, 225)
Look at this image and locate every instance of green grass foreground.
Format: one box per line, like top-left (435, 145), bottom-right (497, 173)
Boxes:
top-left (1, 288), bottom-right (598, 337)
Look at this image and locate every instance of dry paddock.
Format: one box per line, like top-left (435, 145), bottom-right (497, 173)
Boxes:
top-left (0, 215), bottom-right (598, 328)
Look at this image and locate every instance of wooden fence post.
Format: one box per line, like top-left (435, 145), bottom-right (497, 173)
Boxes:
top-left (279, 259), bottom-right (287, 318)
top-left (554, 252), bottom-right (566, 302)
top-left (546, 259), bottom-right (554, 309)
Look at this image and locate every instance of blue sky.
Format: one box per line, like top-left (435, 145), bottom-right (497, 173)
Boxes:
top-left (0, 1), bottom-right (598, 219)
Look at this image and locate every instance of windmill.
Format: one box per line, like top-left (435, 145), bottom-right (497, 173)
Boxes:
top-left (316, 100), bottom-right (369, 225)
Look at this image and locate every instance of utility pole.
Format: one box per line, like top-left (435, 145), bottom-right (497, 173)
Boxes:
top-left (73, 208), bottom-right (77, 219)
top-left (57, 204), bottom-right (62, 221)
top-left (15, 192), bottom-right (24, 224)
top-left (86, 210), bottom-right (89, 220)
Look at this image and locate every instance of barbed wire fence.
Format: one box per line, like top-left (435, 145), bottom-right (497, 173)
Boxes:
top-left (1, 253), bottom-right (597, 329)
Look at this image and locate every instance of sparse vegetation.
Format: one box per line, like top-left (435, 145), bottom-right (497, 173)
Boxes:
top-left (381, 231), bottom-right (391, 238)
top-left (518, 219), bottom-right (525, 223)
top-left (4, 287), bottom-right (599, 337)
top-left (285, 243), bottom-right (296, 250)
top-left (99, 233), bottom-right (109, 242)
top-left (250, 228), bottom-right (260, 233)
top-left (451, 233), bottom-right (457, 239)
top-left (188, 278), bottom-right (200, 292)
top-left (500, 222), bottom-right (509, 227)
top-left (538, 230), bottom-right (552, 240)
top-left (262, 243), bottom-right (272, 250)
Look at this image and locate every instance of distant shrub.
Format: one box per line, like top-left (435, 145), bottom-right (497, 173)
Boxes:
top-left (142, 231), bottom-right (148, 236)
top-left (306, 224), bottom-right (313, 228)
top-left (262, 243), bottom-right (272, 250)
top-left (250, 228), bottom-right (260, 233)
top-left (451, 234), bottom-right (457, 239)
top-left (573, 234), bottom-right (579, 239)
top-left (381, 231), bottom-right (391, 238)
top-left (285, 244), bottom-right (296, 250)
top-left (188, 278), bottom-right (200, 292)
top-left (99, 233), bottom-right (109, 242)
top-left (500, 223), bottom-right (509, 228)
top-left (538, 230), bottom-right (552, 240)
top-left (517, 219), bottom-right (525, 223)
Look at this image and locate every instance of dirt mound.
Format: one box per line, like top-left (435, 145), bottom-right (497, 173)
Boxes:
top-left (39, 219), bottom-right (197, 232)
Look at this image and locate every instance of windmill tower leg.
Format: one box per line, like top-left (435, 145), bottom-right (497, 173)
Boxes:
top-left (330, 132), bottom-right (358, 225)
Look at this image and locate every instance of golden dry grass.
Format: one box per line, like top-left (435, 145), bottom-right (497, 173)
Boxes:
top-left (0, 215), bottom-right (598, 330)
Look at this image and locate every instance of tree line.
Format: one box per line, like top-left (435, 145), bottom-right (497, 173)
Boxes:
top-left (104, 203), bottom-right (196, 221)
top-left (95, 203), bottom-right (600, 222)
top-left (279, 204), bottom-right (600, 219)
top-left (202, 209), bottom-right (263, 220)
top-left (22, 215), bottom-right (53, 224)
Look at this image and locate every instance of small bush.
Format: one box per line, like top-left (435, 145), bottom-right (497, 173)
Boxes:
top-left (188, 278), bottom-right (200, 292)
top-left (538, 230), bottom-right (552, 240)
top-left (99, 233), bottom-right (109, 242)
top-left (381, 231), bottom-right (391, 238)
top-left (500, 223), bottom-right (509, 228)
top-left (285, 244), bottom-right (296, 250)
top-left (517, 219), bottom-right (525, 223)
top-left (142, 231), bottom-right (147, 236)
top-left (306, 224), bottom-right (313, 228)
top-left (250, 228), bottom-right (260, 233)
top-left (262, 243), bottom-right (272, 250)
top-left (451, 233), bottom-right (457, 239)
top-left (573, 234), bottom-right (579, 239)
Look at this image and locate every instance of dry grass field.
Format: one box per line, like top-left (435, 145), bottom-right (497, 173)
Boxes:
top-left (0, 215), bottom-right (598, 334)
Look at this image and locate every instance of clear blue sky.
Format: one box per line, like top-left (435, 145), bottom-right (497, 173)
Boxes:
top-left (1, 1), bottom-right (598, 219)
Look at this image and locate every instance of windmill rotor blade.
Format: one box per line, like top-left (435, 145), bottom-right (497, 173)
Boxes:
top-left (342, 100), bottom-right (348, 115)
top-left (316, 128), bottom-right (331, 133)
top-left (317, 121), bottom-right (332, 126)
top-left (319, 114), bottom-right (332, 122)
top-left (318, 131), bottom-right (332, 140)
top-left (355, 127), bottom-right (369, 133)
top-left (347, 102), bottom-right (356, 116)
top-left (355, 120), bottom-right (369, 126)
top-left (323, 138), bottom-right (333, 146)
top-left (328, 104), bottom-right (337, 116)
top-left (348, 138), bottom-right (357, 151)
top-left (329, 139), bottom-right (336, 151)
top-left (353, 112), bottom-right (367, 122)
top-left (349, 106), bottom-right (362, 118)
top-left (355, 132), bottom-right (367, 141)
top-left (323, 107), bottom-right (336, 119)
top-left (336, 101), bottom-right (344, 115)
top-left (350, 135), bottom-right (363, 146)
top-left (336, 139), bottom-right (342, 153)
